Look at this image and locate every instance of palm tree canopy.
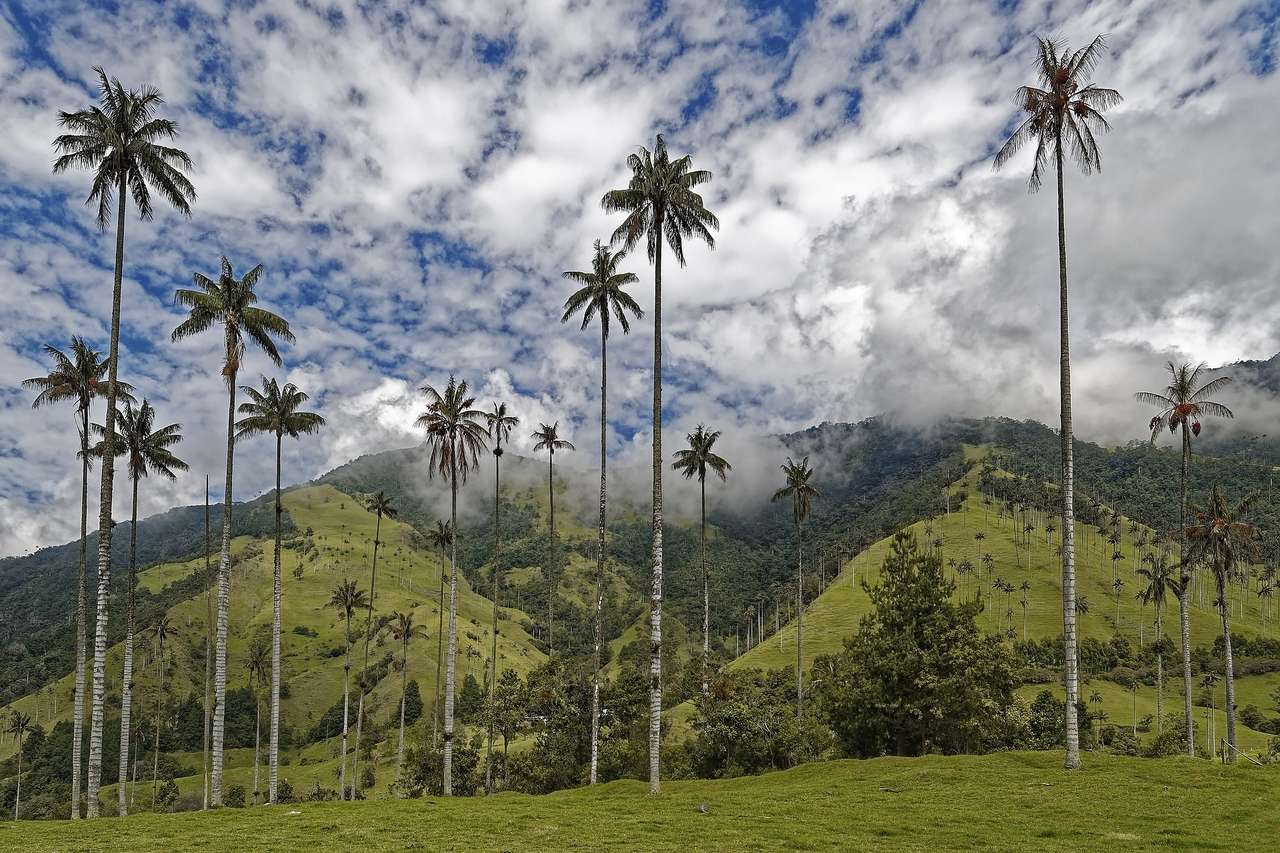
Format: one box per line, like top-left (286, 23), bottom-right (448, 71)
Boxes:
top-left (601, 133), bottom-right (719, 264)
top-left (1135, 361), bottom-right (1233, 442)
top-left (992, 35), bottom-right (1122, 190)
top-left (672, 424), bottom-right (732, 483)
top-left (771, 456), bottom-right (819, 524)
top-left (329, 580), bottom-right (369, 620)
top-left (390, 611), bottom-right (429, 645)
top-left (52, 66), bottom-right (196, 228)
top-left (245, 640), bottom-right (269, 686)
top-left (532, 421), bottom-right (575, 455)
top-left (416, 376), bottom-right (488, 484)
top-left (235, 376), bottom-right (326, 442)
top-left (91, 398), bottom-right (188, 482)
top-left (1184, 486), bottom-right (1261, 585)
top-left (153, 614), bottom-right (173, 650)
top-left (171, 257), bottom-right (294, 382)
top-left (22, 337), bottom-right (135, 418)
top-left (364, 490), bottom-right (398, 521)
top-left (6, 710), bottom-right (31, 737)
top-left (484, 401), bottom-right (520, 453)
top-left (561, 240), bottom-right (644, 339)
top-left (1136, 554), bottom-right (1175, 611)
top-left (426, 520), bottom-right (454, 551)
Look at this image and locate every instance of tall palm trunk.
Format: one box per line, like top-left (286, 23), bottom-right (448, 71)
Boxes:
top-left (338, 611), bottom-right (351, 799)
top-left (1155, 606), bottom-right (1163, 734)
top-left (1218, 570), bottom-right (1238, 759)
top-left (434, 561), bottom-right (444, 747)
top-left (86, 176), bottom-right (127, 818)
top-left (547, 447), bottom-right (555, 656)
top-left (152, 668), bottom-right (162, 804)
top-left (1178, 425), bottom-right (1195, 755)
top-left (268, 434), bottom-right (282, 803)
top-left (117, 474), bottom-right (140, 816)
top-left (648, 222), bottom-right (665, 795)
top-left (1054, 141), bottom-right (1082, 770)
top-left (795, 519), bottom-right (803, 719)
top-left (352, 509), bottom-right (383, 799)
top-left (211, 358), bottom-right (239, 807)
top-left (590, 329), bottom-right (608, 785)
top-left (252, 691), bottom-right (260, 801)
top-left (202, 478), bottom-right (212, 810)
top-left (487, 440), bottom-right (503, 794)
top-left (700, 476), bottom-right (708, 698)
top-left (12, 734), bottom-right (22, 820)
top-left (397, 637), bottom-right (408, 778)
top-left (71, 406), bottom-right (89, 820)
top-left (443, 460), bottom-right (460, 795)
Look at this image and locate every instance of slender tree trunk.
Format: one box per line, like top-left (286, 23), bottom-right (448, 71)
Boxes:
top-left (1054, 142), bottom-right (1082, 770)
top-left (339, 613), bottom-right (351, 799)
top-left (796, 519), bottom-right (804, 720)
top-left (1219, 571), bottom-right (1238, 759)
top-left (86, 177), bottom-right (128, 818)
top-left (1178, 426), bottom-right (1195, 755)
top-left (591, 332), bottom-right (608, 785)
top-left (487, 440), bottom-right (503, 794)
top-left (211, 363), bottom-right (239, 807)
top-left (353, 510), bottom-right (383, 799)
top-left (13, 735), bottom-right (21, 820)
top-left (71, 406), bottom-right (89, 820)
top-left (548, 447), bottom-right (555, 657)
top-left (1155, 608), bottom-right (1163, 735)
top-left (152, 680), bottom-right (162, 807)
top-left (268, 435), bottom-right (283, 803)
top-left (648, 223), bottom-right (665, 795)
top-left (434, 555), bottom-right (443, 748)
top-left (701, 476), bottom-right (708, 698)
top-left (202, 478), bottom-right (212, 810)
top-left (117, 475), bottom-right (140, 816)
top-left (252, 694), bottom-right (260, 801)
top-left (397, 639), bottom-right (408, 779)
top-left (443, 460), bottom-right (460, 795)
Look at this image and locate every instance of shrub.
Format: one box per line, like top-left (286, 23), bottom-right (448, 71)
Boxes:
top-left (292, 625), bottom-right (319, 638)
top-left (155, 778), bottom-right (179, 811)
top-left (225, 785), bottom-right (246, 808)
top-left (277, 779), bottom-right (296, 804)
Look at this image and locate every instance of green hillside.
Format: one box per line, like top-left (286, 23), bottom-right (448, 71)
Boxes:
top-left (13, 753), bottom-right (1279, 852)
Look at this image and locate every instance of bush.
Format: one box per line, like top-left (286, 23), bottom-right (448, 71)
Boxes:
top-left (155, 778), bottom-right (179, 811)
top-left (1143, 714), bottom-right (1190, 757)
top-left (305, 780), bottom-right (340, 802)
top-left (277, 779), bottom-right (296, 804)
top-left (292, 625), bottom-right (318, 638)
top-left (225, 785), bottom-right (246, 808)
top-left (361, 765), bottom-right (376, 790)
top-left (1099, 725), bottom-right (1139, 756)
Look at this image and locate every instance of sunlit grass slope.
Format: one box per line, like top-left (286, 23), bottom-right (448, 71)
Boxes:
top-left (12, 752), bottom-right (1280, 851)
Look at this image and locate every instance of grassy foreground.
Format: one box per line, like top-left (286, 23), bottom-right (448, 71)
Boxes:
top-left (9, 753), bottom-right (1278, 851)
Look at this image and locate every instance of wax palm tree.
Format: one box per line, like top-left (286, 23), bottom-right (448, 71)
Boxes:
top-left (1137, 554), bottom-right (1174, 735)
top-left (7, 709), bottom-right (31, 820)
top-left (771, 456), bottom-right (819, 720)
top-left (327, 580), bottom-right (367, 800)
top-left (350, 491), bottom-right (396, 799)
top-left (531, 421), bottom-right (574, 655)
top-left (22, 338), bottom-right (132, 818)
top-left (390, 611), bottom-right (428, 778)
top-left (562, 239), bottom-right (642, 785)
top-left (149, 614), bottom-right (172, 803)
top-left (244, 639), bottom-right (269, 802)
top-left (1136, 361), bottom-right (1233, 755)
top-left (171, 257), bottom-right (292, 805)
top-left (90, 399), bottom-right (186, 816)
top-left (1184, 486), bottom-right (1260, 760)
top-left (54, 69), bottom-right (195, 816)
top-left (603, 133), bottom-right (718, 794)
top-left (482, 403), bottom-right (518, 793)
top-left (425, 520), bottom-right (453, 748)
top-left (235, 376), bottom-right (324, 803)
top-left (416, 377), bottom-right (488, 795)
top-left (672, 425), bottom-right (732, 699)
top-left (994, 35), bottom-right (1120, 771)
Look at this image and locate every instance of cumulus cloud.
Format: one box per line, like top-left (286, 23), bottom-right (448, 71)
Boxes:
top-left (1, 0), bottom-right (1278, 556)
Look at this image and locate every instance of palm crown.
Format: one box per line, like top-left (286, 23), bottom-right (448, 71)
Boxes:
top-left (672, 425), bottom-right (732, 484)
top-left (1184, 486), bottom-right (1260, 584)
top-left (561, 240), bottom-right (644, 337)
top-left (602, 134), bottom-right (718, 262)
top-left (993, 35), bottom-right (1122, 190)
top-left (364, 491), bottom-right (398, 521)
top-left (235, 377), bottom-right (326, 442)
top-left (329, 580), bottom-right (368, 623)
top-left (1135, 362), bottom-right (1233, 442)
top-left (52, 67), bottom-right (196, 228)
top-left (93, 399), bottom-right (188, 482)
top-left (532, 421), bottom-right (574, 455)
top-left (171, 257), bottom-right (294, 382)
top-left (416, 377), bottom-right (488, 484)
top-left (484, 402), bottom-right (519, 455)
top-left (23, 337), bottom-right (135, 423)
top-left (390, 611), bottom-right (428, 645)
top-left (771, 456), bottom-right (819, 524)
top-left (426, 520), bottom-right (454, 551)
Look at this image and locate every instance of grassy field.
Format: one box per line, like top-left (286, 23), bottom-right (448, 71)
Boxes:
top-left (9, 752), bottom-right (1279, 851)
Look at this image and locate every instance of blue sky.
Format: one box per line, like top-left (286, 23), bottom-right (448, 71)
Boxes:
top-left (1, 0), bottom-right (1278, 556)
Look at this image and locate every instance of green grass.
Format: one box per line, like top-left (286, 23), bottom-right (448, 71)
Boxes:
top-left (10, 752), bottom-right (1279, 850)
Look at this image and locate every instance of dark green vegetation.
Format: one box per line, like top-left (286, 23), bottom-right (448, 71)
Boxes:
top-left (10, 753), bottom-right (1279, 851)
